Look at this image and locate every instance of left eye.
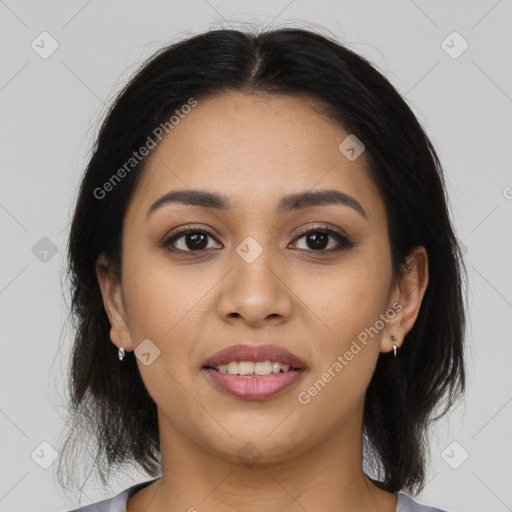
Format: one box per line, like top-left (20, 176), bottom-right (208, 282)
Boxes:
top-left (290, 227), bottom-right (350, 252)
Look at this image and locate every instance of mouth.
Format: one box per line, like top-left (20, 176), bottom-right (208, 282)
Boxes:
top-left (201, 344), bottom-right (308, 400)
top-left (203, 360), bottom-right (302, 376)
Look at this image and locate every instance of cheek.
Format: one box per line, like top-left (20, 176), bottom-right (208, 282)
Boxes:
top-left (299, 258), bottom-right (391, 347)
top-left (291, 245), bottom-right (392, 403)
top-left (120, 251), bottom-right (209, 419)
top-left (292, 272), bottom-right (386, 433)
top-left (121, 243), bottom-right (204, 341)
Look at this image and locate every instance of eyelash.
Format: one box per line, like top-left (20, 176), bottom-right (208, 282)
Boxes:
top-left (160, 224), bottom-right (355, 255)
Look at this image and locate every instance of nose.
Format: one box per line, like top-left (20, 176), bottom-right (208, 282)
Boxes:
top-left (217, 246), bottom-right (293, 328)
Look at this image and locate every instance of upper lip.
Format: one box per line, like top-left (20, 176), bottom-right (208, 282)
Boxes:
top-left (202, 344), bottom-right (307, 369)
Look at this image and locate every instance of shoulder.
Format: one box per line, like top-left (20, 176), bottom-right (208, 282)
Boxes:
top-left (64, 491), bottom-right (127, 512)
top-left (64, 489), bottom-right (129, 512)
top-left (396, 492), bottom-right (449, 512)
top-left (64, 478), bottom-right (160, 512)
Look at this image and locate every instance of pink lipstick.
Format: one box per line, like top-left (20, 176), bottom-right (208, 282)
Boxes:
top-left (202, 344), bottom-right (308, 400)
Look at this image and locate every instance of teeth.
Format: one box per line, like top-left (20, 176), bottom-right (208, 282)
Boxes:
top-left (255, 361), bottom-right (272, 375)
top-left (215, 360), bottom-right (294, 375)
top-left (238, 361), bottom-right (254, 375)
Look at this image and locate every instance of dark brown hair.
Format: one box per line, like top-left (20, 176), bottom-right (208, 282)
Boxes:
top-left (56, 26), bottom-right (466, 496)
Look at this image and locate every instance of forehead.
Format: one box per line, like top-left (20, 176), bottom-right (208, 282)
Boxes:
top-left (125, 91), bottom-right (384, 222)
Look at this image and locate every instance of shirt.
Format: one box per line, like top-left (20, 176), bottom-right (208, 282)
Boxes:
top-left (65, 478), bottom-right (449, 511)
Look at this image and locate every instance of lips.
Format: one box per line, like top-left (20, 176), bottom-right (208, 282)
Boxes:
top-left (202, 343), bottom-right (307, 369)
top-left (201, 343), bottom-right (308, 399)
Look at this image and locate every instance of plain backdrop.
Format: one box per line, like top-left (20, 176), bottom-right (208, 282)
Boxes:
top-left (0, 1), bottom-right (511, 511)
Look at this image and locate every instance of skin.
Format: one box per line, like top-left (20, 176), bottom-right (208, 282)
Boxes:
top-left (96, 91), bottom-right (428, 512)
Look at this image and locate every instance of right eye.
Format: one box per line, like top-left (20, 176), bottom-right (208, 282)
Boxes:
top-left (160, 227), bottom-right (222, 253)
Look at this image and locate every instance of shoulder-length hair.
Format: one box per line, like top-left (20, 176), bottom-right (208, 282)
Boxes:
top-left (56, 26), bottom-right (466, 496)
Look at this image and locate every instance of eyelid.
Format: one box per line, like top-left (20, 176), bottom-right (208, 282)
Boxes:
top-left (293, 222), bottom-right (349, 240)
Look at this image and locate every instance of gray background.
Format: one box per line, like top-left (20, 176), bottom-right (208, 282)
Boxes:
top-left (1, 1), bottom-right (511, 511)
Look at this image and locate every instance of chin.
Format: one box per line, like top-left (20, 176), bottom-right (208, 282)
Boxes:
top-left (199, 428), bottom-right (312, 466)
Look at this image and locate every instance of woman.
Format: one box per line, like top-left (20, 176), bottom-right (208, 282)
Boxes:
top-left (58, 26), bottom-right (466, 512)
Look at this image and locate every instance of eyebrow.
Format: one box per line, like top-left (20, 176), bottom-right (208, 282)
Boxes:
top-left (146, 188), bottom-right (367, 219)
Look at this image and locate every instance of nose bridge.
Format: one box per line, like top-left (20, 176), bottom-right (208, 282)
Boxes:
top-left (233, 231), bottom-right (282, 291)
top-left (228, 202), bottom-right (280, 267)
top-left (218, 231), bottom-right (292, 323)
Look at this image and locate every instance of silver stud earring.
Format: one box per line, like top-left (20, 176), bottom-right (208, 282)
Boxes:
top-left (391, 335), bottom-right (397, 359)
top-left (118, 342), bottom-right (125, 362)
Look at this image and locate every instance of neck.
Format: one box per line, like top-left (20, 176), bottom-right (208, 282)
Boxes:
top-left (139, 408), bottom-right (396, 512)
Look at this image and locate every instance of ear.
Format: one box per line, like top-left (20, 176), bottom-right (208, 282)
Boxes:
top-left (380, 246), bottom-right (429, 354)
top-left (95, 253), bottom-right (134, 353)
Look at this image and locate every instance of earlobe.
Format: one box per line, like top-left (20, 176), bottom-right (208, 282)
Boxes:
top-left (95, 253), bottom-right (134, 352)
top-left (380, 246), bottom-right (429, 354)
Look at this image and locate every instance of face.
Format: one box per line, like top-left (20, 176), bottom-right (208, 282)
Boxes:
top-left (97, 91), bottom-right (427, 465)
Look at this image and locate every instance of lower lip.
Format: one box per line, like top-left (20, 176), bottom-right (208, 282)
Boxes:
top-left (203, 368), bottom-right (306, 399)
